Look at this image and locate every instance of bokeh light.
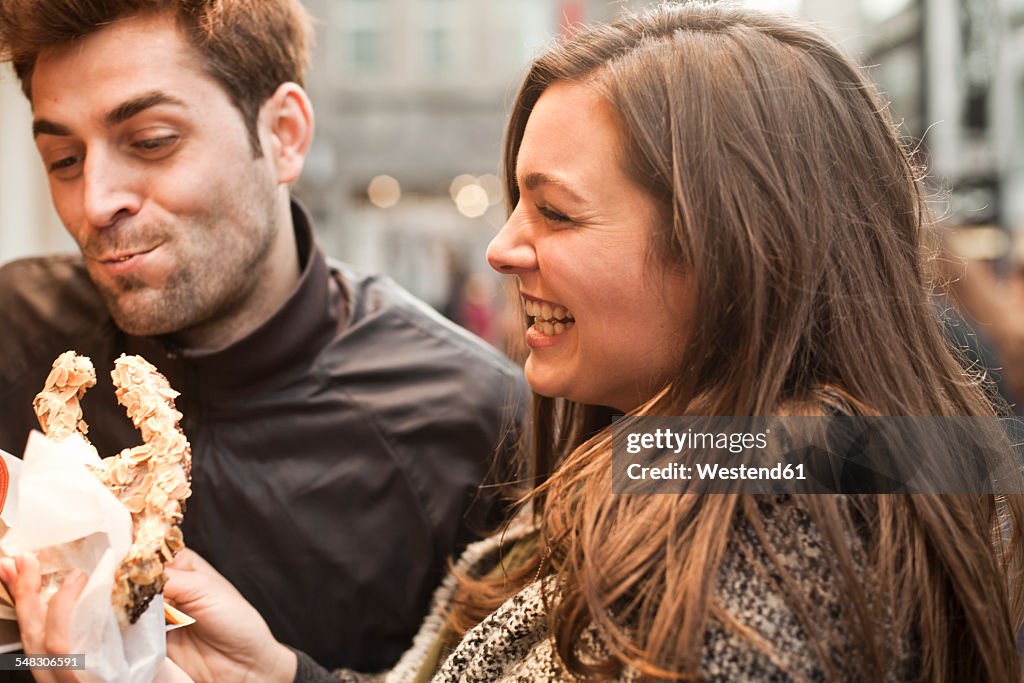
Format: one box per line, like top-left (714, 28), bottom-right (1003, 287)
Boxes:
top-left (367, 175), bottom-right (401, 208)
top-left (455, 184), bottom-right (489, 217)
top-left (448, 174), bottom-right (478, 202)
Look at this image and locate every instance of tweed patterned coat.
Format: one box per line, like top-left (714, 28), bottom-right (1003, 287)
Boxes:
top-left (294, 497), bottom-right (883, 682)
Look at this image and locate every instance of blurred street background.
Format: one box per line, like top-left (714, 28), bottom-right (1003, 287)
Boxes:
top-left (3, 0), bottom-right (1024, 359)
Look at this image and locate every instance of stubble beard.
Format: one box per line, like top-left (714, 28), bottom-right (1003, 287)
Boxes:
top-left (94, 218), bottom-right (279, 342)
top-left (97, 265), bottom-right (203, 338)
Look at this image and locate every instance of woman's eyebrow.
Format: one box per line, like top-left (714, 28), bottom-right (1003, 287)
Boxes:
top-left (521, 171), bottom-right (588, 204)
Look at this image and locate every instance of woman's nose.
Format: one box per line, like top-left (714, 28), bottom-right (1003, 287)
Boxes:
top-left (487, 211), bottom-right (537, 274)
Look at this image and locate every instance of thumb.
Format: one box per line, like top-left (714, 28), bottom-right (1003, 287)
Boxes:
top-left (163, 565), bottom-right (210, 608)
top-left (167, 548), bottom-right (221, 578)
top-left (166, 548), bottom-right (200, 572)
top-left (165, 554), bottom-right (238, 612)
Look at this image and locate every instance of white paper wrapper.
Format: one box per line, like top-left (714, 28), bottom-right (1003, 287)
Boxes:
top-left (0, 430), bottom-right (164, 682)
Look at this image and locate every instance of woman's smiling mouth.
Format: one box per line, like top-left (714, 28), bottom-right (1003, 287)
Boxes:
top-left (523, 297), bottom-right (575, 336)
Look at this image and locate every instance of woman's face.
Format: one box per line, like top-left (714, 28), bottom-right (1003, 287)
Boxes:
top-left (487, 81), bottom-right (694, 412)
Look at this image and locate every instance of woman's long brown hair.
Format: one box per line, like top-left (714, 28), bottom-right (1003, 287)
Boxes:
top-left (450, 3), bottom-right (1024, 681)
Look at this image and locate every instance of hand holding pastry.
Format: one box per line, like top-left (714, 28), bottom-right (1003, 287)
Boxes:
top-left (164, 549), bottom-right (296, 683)
top-left (0, 553), bottom-right (86, 683)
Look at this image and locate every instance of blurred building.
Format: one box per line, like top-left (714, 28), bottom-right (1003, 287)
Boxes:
top-left (0, 0), bottom-right (654, 341)
top-left (0, 68), bottom-right (68, 263)
top-left (297, 0), bottom-right (635, 309)
top-left (296, 1), bottom-right (805, 311)
top-left (20, 0), bottom-right (1015, 300)
top-left (804, 0), bottom-right (1024, 234)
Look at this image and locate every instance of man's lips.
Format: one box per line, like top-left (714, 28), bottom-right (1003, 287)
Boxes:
top-left (97, 247), bottom-right (157, 264)
top-left (90, 246), bottom-right (161, 277)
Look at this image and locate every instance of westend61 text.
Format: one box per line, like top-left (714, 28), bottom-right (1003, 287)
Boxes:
top-left (627, 462), bottom-right (807, 481)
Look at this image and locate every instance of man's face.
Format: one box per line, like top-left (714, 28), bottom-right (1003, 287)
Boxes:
top-left (31, 12), bottom-right (284, 343)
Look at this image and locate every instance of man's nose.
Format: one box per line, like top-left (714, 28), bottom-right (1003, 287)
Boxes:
top-left (82, 150), bottom-right (141, 228)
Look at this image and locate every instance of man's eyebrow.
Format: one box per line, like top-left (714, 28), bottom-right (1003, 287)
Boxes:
top-left (33, 92), bottom-right (187, 139)
top-left (521, 171), bottom-right (588, 204)
top-left (104, 91), bottom-right (187, 128)
top-left (32, 119), bottom-right (71, 138)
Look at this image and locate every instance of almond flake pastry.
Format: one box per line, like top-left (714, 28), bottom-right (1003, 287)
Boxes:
top-left (33, 350), bottom-right (192, 626)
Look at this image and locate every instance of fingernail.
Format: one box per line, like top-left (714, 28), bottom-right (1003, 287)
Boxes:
top-left (67, 569), bottom-right (88, 587)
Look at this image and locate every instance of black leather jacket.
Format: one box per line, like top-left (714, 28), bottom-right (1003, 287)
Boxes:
top-left (0, 203), bottom-right (525, 671)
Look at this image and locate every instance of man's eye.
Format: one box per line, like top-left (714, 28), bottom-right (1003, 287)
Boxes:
top-left (132, 136), bottom-right (178, 151)
top-left (48, 156), bottom-right (80, 172)
top-left (538, 205), bottom-right (571, 223)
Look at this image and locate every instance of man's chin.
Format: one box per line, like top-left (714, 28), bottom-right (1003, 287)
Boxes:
top-left (103, 295), bottom-right (182, 338)
top-left (109, 312), bottom-right (180, 338)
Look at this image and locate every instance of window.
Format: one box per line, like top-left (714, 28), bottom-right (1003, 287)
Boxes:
top-left (424, 28), bottom-right (452, 70)
top-left (416, 0), bottom-right (458, 75)
top-left (352, 29), bottom-right (380, 69)
top-left (340, 0), bottom-right (388, 74)
top-left (861, 0), bottom-right (913, 24)
top-left (1016, 76), bottom-right (1024, 168)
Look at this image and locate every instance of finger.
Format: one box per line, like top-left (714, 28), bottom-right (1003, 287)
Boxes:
top-left (165, 630), bottom-right (198, 676)
top-left (5, 560), bottom-right (77, 683)
top-left (165, 551), bottom-right (232, 608)
top-left (0, 557), bottom-right (16, 589)
top-left (165, 548), bottom-right (198, 572)
top-left (12, 554), bottom-right (47, 654)
top-left (169, 548), bottom-right (220, 578)
top-left (154, 656), bottom-right (194, 683)
top-left (47, 670), bottom-right (81, 683)
top-left (13, 553), bottom-right (42, 598)
top-left (42, 569), bottom-right (87, 654)
top-left (164, 564), bottom-right (215, 607)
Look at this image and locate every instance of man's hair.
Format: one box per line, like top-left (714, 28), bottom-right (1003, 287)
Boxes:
top-left (0, 0), bottom-right (313, 154)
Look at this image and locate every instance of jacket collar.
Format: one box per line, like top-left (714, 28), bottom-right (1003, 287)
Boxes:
top-left (124, 201), bottom-right (344, 397)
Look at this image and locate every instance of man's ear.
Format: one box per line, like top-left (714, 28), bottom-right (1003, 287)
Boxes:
top-left (261, 82), bottom-right (314, 185)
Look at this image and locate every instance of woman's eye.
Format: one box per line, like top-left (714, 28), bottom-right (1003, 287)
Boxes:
top-left (538, 205), bottom-right (571, 223)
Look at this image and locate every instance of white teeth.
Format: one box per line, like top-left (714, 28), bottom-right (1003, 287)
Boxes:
top-left (534, 320), bottom-right (573, 337)
top-left (523, 298), bottom-right (573, 324)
